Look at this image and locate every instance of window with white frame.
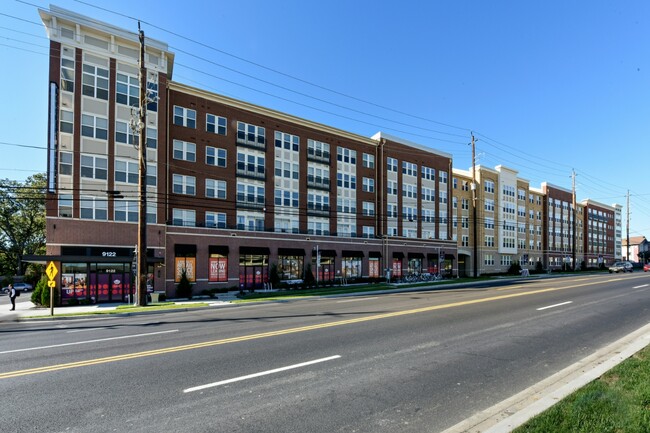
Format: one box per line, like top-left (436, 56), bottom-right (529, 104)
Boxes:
top-left (485, 199), bottom-right (495, 212)
top-left (307, 165), bottom-right (330, 188)
top-left (362, 153), bottom-right (375, 168)
top-left (237, 121), bottom-right (266, 146)
top-left (307, 192), bottom-right (329, 212)
top-left (82, 63), bottom-right (109, 100)
top-left (307, 218), bottom-right (329, 236)
top-left (237, 151), bottom-right (265, 176)
top-left (274, 189), bottom-right (299, 208)
top-left (206, 113), bottom-right (227, 135)
top-left (387, 180), bottom-right (397, 195)
top-left (237, 182), bottom-right (265, 206)
top-left (403, 184), bottom-right (417, 199)
top-left (439, 190), bottom-right (448, 204)
top-left (402, 161), bottom-right (417, 177)
top-left (421, 209), bottom-right (435, 223)
top-left (115, 159), bottom-right (138, 184)
top-left (115, 120), bottom-right (137, 145)
top-left (462, 235), bottom-right (469, 247)
top-left (60, 109), bottom-right (73, 134)
top-left (206, 179), bottom-right (226, 199)
top-left (485, 217), bottom-right (495, 229)
top-left (484, 254), bottom-right (495, 266)
top-left (485, 235), bottom-right (495, 247)
top-left (337, 197), bottom-right (356, 214)
top-left (146, 78), bottom-right (158, 112)
top-left (421, 166), bottom-right (435, 181)
top-left (61, 56), bottom-right (75, 92)
top-left (80, 155), bottom-right (107, 180)
top-left (362, 226), bottom-right (375, 238)
top-left (206, 147), bottom-right (227, 167)
top-left (81, 114), bottom-right (108, 140)
top-left (173, 208), bottom-right (195, 227)
top-left (116, 72), bottom-right (138, 106)
top-left (58, 194), bottom-right (72, 218)
top-left (484, 180), bottom-right (495, 193)
top-left (362, 201), bottom-right (375, 216)
top-left (173, 174), bottom-right (196, 195)
top-left (337, 147), bottom-right (356, 164)
top-left (206, 211), bottom-right (227, 228)
top-left (114, 200), bottom-right (138, 222)
top-left (439, 171), bottom-right (448, 184)
top-left (146, 127), bottom-right (157, 149)
top-left (337, 173), bottom-right (356, 189)
top-left (146, 163), bottom-right (157, 187)
top-left (402, 206), bottom-right (417, 221)
top-left (275, 160), bottom-right (299, 180)
top-left (173, 106), bottom-right (196, 128)
top-left (307, 139), bottom-right (330, 159)
top-left (387, 203), bottom-right (397, 218)
top-left (453, 197), bottom-right (458, 209)
top-left (80, 196), bottom-right (107, 220)
top-left (421, 186), bottom-right (435, 202)
top-left (275, 131), bottom-right (300, 151)
top-left (59, 152), bottom-right (73, 176)
top-left (173, 140), bottom-right (196, 162)
top-left (362, 177), bottom-right (375, 193)
top-left (387, 157), bottom-right (398, 172)
top-left (462, 198), bottom-right (469, 210)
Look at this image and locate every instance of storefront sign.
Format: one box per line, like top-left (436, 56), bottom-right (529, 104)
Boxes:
top-left (175, 257), bottom-right (196, 282)
top-left (209, 257), bottom-right (228, 282)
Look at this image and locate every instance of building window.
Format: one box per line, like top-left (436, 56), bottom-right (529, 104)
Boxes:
top-left (61, 57), bottom-right (75, 92)
top-left (206, 146), bottom-right (227, 167)
top-left (172, 209), bottom-right (196, 227)
top-left (362, 153), bottom-right (375, 168)
top-left (173, 174), bottom-right (196, 195)
top-left (81, 114), bottom-right (108, 140)
top-left (387, 180), bottom-right (397, 196)
top-left (146, 127), bottom-right (157, 149)
top-left (403, 184), bottom-right (417, 199)
top-left (307, 219), bottom-right (329, 236)
top-left (484, 180), bottom-right (495, 193)
top-left (58, 194), bottom-right (72, 218)
top-left (206, 114), bottom-right (227, 135)
top-left (80, 196), bottom-right (107, 220)
top-left (337, 147), bottom-right (356, 164)
top-left (307, 139), bottom-right (330, 160)
top-left (402, 161), bottom-right (417, 177)
top-left (337, 173), bottom-right (356, 190)
top-left (206, 212), bottom-right (226, 228)
top-left (362, 177), bottom-right (375, 193)
top-left (115, 159), bottom-right (138, 184)
top-left (275, 160), bottom-right (299, 180)
top-left (115, 121), bottom-right (137, 145)
top-left (146, 163), bottom-right (157, 187)
top-left (237, 121), bottom-right (266, 146)
top-left (362, 226), bottom-right (375, 238)
top-left (173, 106), bottom-right (196, 128)
top-left (387, 157), bottom-right (398, 172)
top-left (422, 166), bottom-right (435, 180)
top-left (60, 110), bottom-right (73, 134)
top-left (59, 152), bottom-right (73, 176)
top-left (237, 183), bottom-right (265, 206)
top-left (275, 190), bottom-right (299, 208)
top-left (114, 200), bottom-right (138, 222)
top-left (462, 235), bottom-right (469, 247)
top-left (237, 152), bottom-right (265, 177)
top-left (146, 79), bottom-right (158, 112)
top-left (362, 201), bottom-right (375, 216)
top-left (82, 63), bottom-right (109, 100)
top-left (173, 140), bottom-right (196, 162)
top-left (275, 131), bottom-right (300, 151)
top-left (439, 171), bottom-right (448, 184)
top-left (116, 72), bottom-right (138, 106)
top-left (206, 179), bottom-right (226, 199)
top-left (307, 192), bottom-right (329, 212)
top-left (80, 155), bottom-right (107, 180)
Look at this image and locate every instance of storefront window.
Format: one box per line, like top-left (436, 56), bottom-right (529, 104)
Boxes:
top-left (239, 253), bottom-right (268, 291)
top-left (209, 254), bottom-right (228, 282)
top-left (341, 256), bottom-right (362, 278)
top-left (369, 258), bottom-right (380, 278)
top-left (312, 255), bottom-right (335, 282)
top-left (61, 263), bottom-right (88, 301)
top-left (175, 244), bottom-right (196, 283)
top-left (278, 255), bottom-right (303, 280)
top-left (392, 258), bottom-right (403, 278)
top-left (407, 258), bottom-right (422, 275)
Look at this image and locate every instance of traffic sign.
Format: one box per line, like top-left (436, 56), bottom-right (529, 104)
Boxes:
top-left (46, 261), bottom-right (58, 281)
top-left (48, 280), bottom-right (56, 288)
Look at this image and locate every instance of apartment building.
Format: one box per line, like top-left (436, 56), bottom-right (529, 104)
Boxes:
top-left (37, 6), bottom-right (457, 303)
top-left (541, 183), bottom-right (584, 270)
top-left (581, 200), bottom-right (619, 267)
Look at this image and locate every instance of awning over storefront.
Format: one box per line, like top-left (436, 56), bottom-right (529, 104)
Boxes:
top-left (209, 245), bottom-right (229, 255)
top-left (341, 250), bottom-right (364, 257)
top-left (392, 252), bottom-right (404, 259)
top-left (239, 246), bottom-right (270, 255)
top-left (315, 249), bottom-right (336, 257)
top-left (175, 244), bottom-right (197, 255)
top-left (278, 248), bottom-right (305, 256)
top-left (408, 253), bottom-right (424, 259)
top-left (368, 251), bottom-right (382, 258)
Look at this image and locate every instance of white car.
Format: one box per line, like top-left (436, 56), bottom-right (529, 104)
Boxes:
top-left (2, 282), bottom-right (33, 293)
top-left (608, 261), bottom-right (633, 273)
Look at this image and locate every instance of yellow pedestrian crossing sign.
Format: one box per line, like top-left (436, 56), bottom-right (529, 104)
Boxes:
top-left (46, 261), bottom-right (58, 281)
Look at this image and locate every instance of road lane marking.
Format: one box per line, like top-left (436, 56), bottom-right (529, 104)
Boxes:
top-left (537, 301), bottom-right (573, 311)
top-left (633, 284), bottom-right (648, 289)
top-left (0, 330), bottom-right (179, 355)
top-left (183, 355), bottom-right (341, 393)
top-left (67, 328), bottom-right (106, 333)
top-left (337, 297), bottom-right (378, 303)
top-left (0, 279), bottom-right (615, 380)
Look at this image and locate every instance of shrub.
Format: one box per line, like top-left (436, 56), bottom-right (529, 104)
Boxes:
top-left (176, 268), bottom-right (193, 299)
top-left (507, 261), bottom-right (522, 276)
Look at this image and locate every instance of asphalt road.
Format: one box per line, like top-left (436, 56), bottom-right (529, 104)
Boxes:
top-left (1, 273), bottom-right (649, 433)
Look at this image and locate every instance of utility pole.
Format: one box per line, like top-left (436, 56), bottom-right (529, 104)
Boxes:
top-left (572, 169), bottom-right (576, 270)
top-left (471, 133), bottom-right (478, 278)
top-left (136, 23), bottom-right (148, 306)
top-left (626, 190), bottom-right (630, 261)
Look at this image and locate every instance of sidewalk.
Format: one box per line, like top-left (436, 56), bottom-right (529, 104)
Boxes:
top-left (0, 292), bottom-right (239, 321)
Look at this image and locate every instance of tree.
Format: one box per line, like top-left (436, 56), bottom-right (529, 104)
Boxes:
top-left (176, 268), bottom-right (193, 299)
top-left (0, 174), bottom-right (46, 277)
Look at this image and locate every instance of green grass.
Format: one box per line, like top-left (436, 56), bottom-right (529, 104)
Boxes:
top-left (513, 344), bottom-right (650, 433)
top-left (23, 302), bottom-right (210, 318)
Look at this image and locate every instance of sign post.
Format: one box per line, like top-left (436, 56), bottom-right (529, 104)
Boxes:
top-left (46, 261), bottom-right (58, 316)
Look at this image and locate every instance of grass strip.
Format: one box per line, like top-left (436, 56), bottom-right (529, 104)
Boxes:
top-left (513, 344), bottom-right (650, 433)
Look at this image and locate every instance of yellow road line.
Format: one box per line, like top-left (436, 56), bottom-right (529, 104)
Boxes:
top-left (0, 279), bottom-right (602, 380)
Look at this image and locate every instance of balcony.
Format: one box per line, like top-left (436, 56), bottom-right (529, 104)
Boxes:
top-left (307, 175), bottom-right (330, 191)
top-left (307, 148), bottom-right (330, 164)
top-left (236, 131), bottom-right (266, 151)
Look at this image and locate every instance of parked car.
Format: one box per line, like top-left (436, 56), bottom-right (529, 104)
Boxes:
top-left (1, 282), bottom-right (33, 293)
top-left (608, 261), bottom-right (633, 273)
top-left (644, 263), bottom-right (650, 272)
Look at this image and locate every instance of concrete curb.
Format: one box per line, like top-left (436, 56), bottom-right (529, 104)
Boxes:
top-left (441, 322), bottom-right (650, 433)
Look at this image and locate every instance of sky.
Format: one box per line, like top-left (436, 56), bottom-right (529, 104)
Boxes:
top-left (1, 0), bottom-right (649, 238)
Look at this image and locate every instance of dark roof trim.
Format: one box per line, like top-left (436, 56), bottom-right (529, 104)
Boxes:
top-left (341, 250), bottom-right (364, 257)
top-left (240, 246), bottom-right (270, 255)
top-left (368, 251), bottom-right (382, 258)
top-left (278, 248), bottom-right (305, 256)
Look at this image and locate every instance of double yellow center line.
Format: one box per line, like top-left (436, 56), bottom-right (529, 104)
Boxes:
top-left (0, 279), bottom-right (603, 380)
